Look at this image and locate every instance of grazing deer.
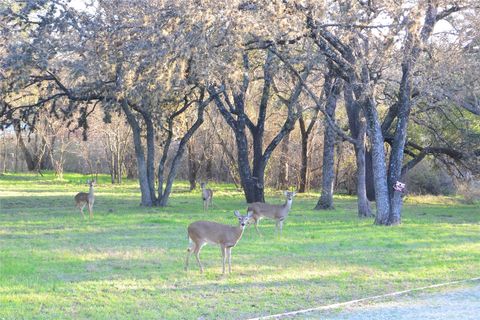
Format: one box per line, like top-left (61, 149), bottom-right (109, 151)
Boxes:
top-left (185, 210), bottom-right (252, 274)
top-left (200, 182), bottom-right (213, 211)
top-left (74, 180), bottom-right (95, 219)
top-left (247, 191), bottom-right (296, 236)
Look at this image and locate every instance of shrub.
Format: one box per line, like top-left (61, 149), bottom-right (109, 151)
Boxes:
top-left (405, 161), bottom-right (455, 195)
top-left (457, 180), bottom-right (480, 204)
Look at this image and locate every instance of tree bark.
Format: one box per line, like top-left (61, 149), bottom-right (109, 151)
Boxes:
top-left (13, 120), bottom-right (36, 171)
top-left (210, 51), bottom-right (307, 203)
top-left (344, 83), bottom-right (372, 217)
top-left (277, 131), bottom-right (290, 190)
top-left (298, 119), bottom-right (309, 193)
top-left (157, 99), bottom-right (208, 206)
top-left (362, 95), bottom-right (391, 224)
top-left (187, 139), bottom-right (198, 191)
top-left (139, 110), bottom-right (157, 203)
top-left (315, 77), bottom-right (342, 210)
top-left (121, 100), bottom-right (154, 206)
top-left (354, 122), bottom-right (372, 217)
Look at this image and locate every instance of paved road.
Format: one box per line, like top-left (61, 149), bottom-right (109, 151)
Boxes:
top-left (293, 283), bottom-right (480, 320)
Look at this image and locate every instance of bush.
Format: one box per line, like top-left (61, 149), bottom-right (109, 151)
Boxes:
top-left (457, 181), bottom-right (480, 204)
top-left (405, 161), bottom-right (455, 195)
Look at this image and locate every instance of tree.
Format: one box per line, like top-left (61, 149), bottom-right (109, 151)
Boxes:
top-left (209, 50), bottom-right (308, 203)
top-left (1, 0), bottom-right (214, 206)
top-left (315, 74), bottom-right (343, 209)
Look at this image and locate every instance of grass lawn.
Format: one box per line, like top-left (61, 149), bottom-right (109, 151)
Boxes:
top-left (0, 172), bottom-right (479, 319)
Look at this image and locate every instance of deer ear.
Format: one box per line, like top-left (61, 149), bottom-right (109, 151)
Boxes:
top-left (87, 179), bottom-right (90, 184)
top-left (284, 191), bottom-right (288, 196)
top-left (234, 210), bottom-right (241, 218)
top-left (247, 212), bottom-right (253, 219)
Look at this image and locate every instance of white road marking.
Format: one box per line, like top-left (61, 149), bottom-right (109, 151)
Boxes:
top-left (245, 277), bottom-right (480, 320)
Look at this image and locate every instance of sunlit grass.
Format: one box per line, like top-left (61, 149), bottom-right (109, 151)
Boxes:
top-left (0, 172), bottom-right (479, 319)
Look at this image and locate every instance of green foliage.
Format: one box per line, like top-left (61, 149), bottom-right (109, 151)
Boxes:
top-left (0, 173), bottom-right (479, 319)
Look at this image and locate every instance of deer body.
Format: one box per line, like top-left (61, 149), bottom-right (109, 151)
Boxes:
top-left (247, 191), bottom-right (296, 235)
top-left (74, 180), bottom-right (95, 219)
top-left (185, 211), bottom-right (251, 274)
top-left (200, 182), bottom-right (213, 211)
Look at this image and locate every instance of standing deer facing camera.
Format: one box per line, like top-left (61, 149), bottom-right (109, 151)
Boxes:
top-left (74, 180), bottom-right (95, 219)
top-left (247, 191), bottom-right (296, 236)
top-left (200, 182), bottom-right (213, 211)
top-left (185, 210), bottom-right (252, 274)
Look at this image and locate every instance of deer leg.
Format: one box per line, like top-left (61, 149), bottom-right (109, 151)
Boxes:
top-left (254, 218), bottom-right (262, 236)
top-left (79, 204), bottom-right (86, 219)
top-left (203, 199), bottom-right (206, 211)
top-left (279, 220), bottom-right (284, 236)
top-left (220, 245), bottom-right (226, 274)
top-left (88, 203), bottom-right (93, 219)
top-left (185, 242), bottom-right (196, 271)
top-left (227, 247), bottom-right (232, 273)
top-left (194, 245), bottom-right (204, 273)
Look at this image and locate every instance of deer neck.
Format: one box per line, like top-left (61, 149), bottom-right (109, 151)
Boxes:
top-left (232, 225), bottom-right (246, 243)
top-left (284, 198), bottom-right (293, 211)
top-left (89, 185), bottom-right (94, 196)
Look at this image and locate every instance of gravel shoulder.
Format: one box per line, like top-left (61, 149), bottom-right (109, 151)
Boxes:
top-left (290, 282), bottom-right (480, 320)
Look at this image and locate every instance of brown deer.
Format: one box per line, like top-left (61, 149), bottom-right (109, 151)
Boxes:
top-left (247, 191), bottom-right (296, 236)
top-left (185, 210), bottom-right (252, 274)
top-left (200, 182), bottom-right (213, 211)
top-left (74, 180), bottom-right (95, 219)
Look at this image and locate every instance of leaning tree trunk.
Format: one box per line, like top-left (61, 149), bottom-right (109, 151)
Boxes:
top-left (315, 77), bottom-right (342, 210)
top-left (157, 93), bottom-right (210, 206)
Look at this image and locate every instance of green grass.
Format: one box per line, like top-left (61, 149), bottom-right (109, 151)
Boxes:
top-left (0, 172), bottom-right (479, 319)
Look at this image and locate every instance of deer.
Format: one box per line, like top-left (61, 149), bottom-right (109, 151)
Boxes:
top-left (247, 191), bottom-right (296, 236)
top-left (185, 210), bottom-right (252, 274)
top-left (74, 180), bottom-right (96, 219)
top-left (200, 182), bottom-right (213, 211)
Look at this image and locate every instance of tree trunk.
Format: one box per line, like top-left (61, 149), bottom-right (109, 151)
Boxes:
top-left (140, 111), bottom-right (157, 203)
top-left (344, 83), bottom-right (372, 217)
top-left (209, 50), bottom-right (304, 204)
top-left (365, 150), bottom-right (376, 201)
top-left (387, 53), bottom-right (416, 225)
top-left (298, 119), bottom-right (309, 193)
top-left (315, 77), bottom-right (342, 210)
top-left (354, 122), bottom-right (372, 217)
top-left (110, 150), bottom-right (115, 184)
top-left (121, 101), bottom-right (154, 206)
top-left (13, 120), bottom-right (36, 171)
top-left (187, 139), bottom-right (197, 191)
top-left (363, 96), bottom-right (391, 225)
top-left (157, 100), bottom-right (207, 206)
top-left (2, 131), bottom-right (7, 173)
top-left (277, 131), bottom-right (290, 190)
top-left (334, 142), bottom-right (343, 191)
